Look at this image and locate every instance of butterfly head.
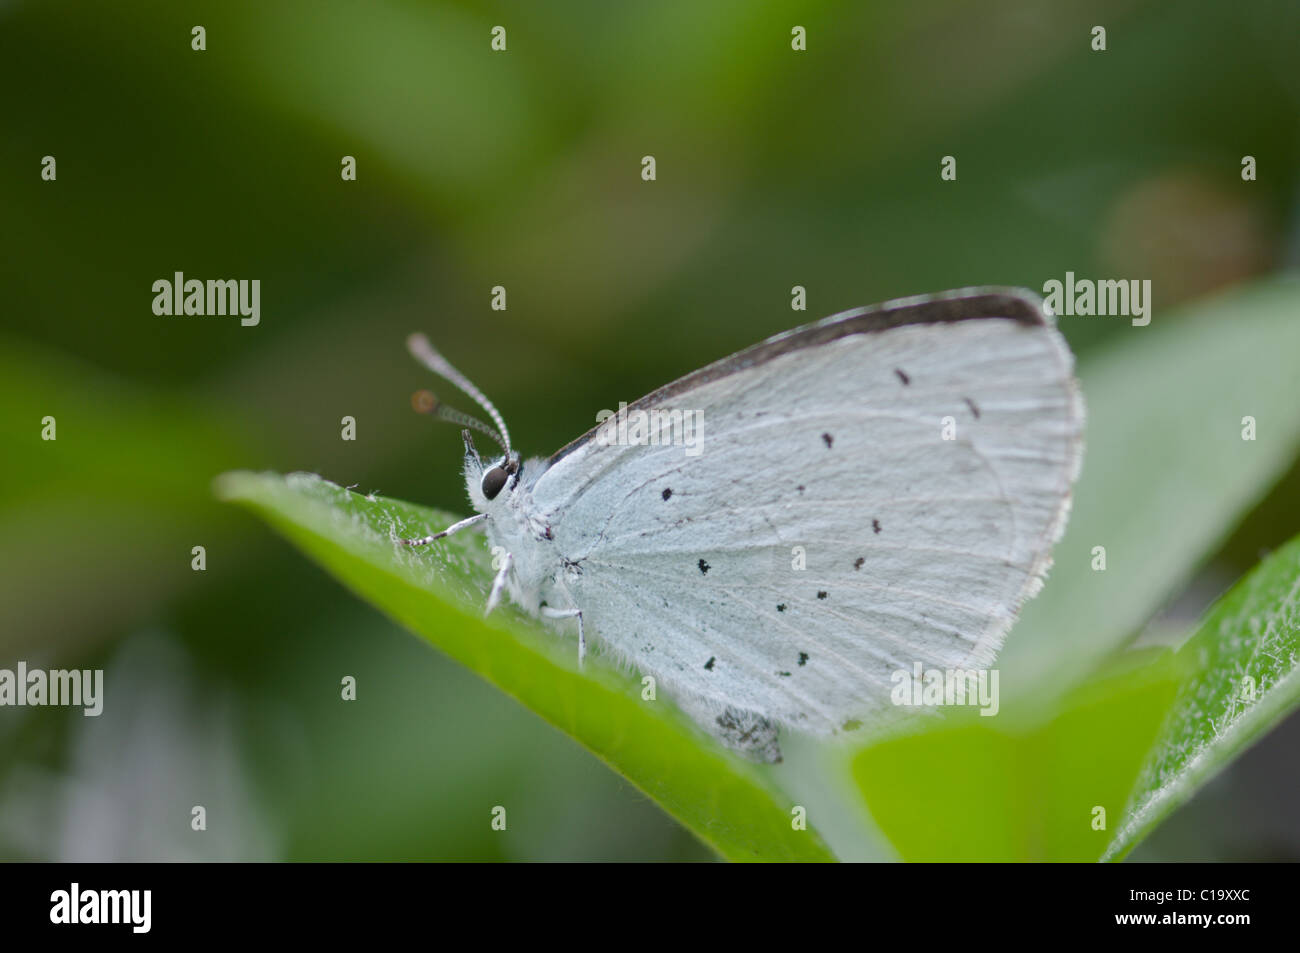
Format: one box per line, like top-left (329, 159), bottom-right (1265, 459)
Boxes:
top-left (405, 333), bottom-right (519, 516)
top-left (462, 430), bottom-right (521, 511)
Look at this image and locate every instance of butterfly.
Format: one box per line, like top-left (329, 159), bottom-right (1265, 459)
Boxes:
top-left (398, 288), bottom-right (1083, 762)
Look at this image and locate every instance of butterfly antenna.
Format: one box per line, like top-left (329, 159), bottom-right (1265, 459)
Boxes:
top-left (406, 333), bottom-right (513, 455)
top-left (410, 389), bottom-right (507, 452)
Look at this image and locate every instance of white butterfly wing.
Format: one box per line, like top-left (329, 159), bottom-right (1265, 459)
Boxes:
top-left (530, 289), bottom-right (1082, 741)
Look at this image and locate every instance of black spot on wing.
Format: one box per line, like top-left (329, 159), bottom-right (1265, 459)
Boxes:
top-left (853, 557), bottom-right (864, 570)
top-left (776, 603), bottom-right (787, 612)
top-left (704, 656), bottom-right (716, 671)
top-left (872, 519), bottom-right (881, 534)
top-left (698, 558), bottom-right (710, 575)
top-left (662, 487), bottom-right (672, 500)
top-left (895, 368), bottom-right (910, 385)
top-left (817, 590), bottom-right (828, 600)
top-left (822, 432), bottom-right (834, 448)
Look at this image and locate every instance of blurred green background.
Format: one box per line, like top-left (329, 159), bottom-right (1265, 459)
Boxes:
top-left (2, 0), bottom-right (1298, 860)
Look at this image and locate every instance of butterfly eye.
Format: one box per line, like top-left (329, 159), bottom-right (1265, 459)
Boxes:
top-left (481, 466), bottom-right (509, 500)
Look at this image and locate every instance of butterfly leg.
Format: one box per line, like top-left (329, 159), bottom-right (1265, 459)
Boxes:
top-left (540, 606), bottom-right (585, 666)
top-left (397, 512), bottom-right (487, 547)
top-left (485, 550), bottom-right (514, 616)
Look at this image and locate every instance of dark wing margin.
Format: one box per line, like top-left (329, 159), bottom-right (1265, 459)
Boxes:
top-left (547, 286), bottom-right (1051, 468)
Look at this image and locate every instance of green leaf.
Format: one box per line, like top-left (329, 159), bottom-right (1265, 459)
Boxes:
top-left (850, 656), bottom-right (1181, 861)
top-left (215, 470), bottom-right (835, 862)
top-left (1104, 534), bottom-right (1300, 860)
top-left (1001, 278), bottom-right (1300, 690)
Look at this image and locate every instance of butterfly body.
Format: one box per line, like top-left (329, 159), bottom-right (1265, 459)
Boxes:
top-left (406, 288), bottom-right (1084, 763)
